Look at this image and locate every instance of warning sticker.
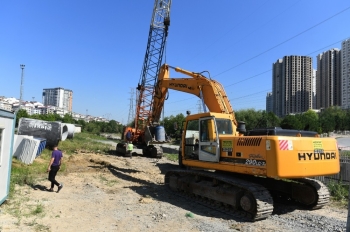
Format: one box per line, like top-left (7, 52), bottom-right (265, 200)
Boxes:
top-left (222, 140), bottom-right (232, 152)
top-left (313, 141), bottom-right (324, 153)
top-left (279, 140), bottom-right (293, 150)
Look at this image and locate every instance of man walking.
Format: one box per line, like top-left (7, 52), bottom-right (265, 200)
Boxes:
top-left (47, 145), bottom-right (63, 193)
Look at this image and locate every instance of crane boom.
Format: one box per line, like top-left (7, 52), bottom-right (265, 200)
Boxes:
top-left (136, 0), bottom-right (171, 132)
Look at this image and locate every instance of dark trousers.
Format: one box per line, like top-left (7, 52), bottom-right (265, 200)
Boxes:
top-left (48, 165), bottom-right (60, 189)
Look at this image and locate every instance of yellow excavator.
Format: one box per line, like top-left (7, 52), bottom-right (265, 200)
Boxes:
top-left (153, 64), bottom-right (340, 221)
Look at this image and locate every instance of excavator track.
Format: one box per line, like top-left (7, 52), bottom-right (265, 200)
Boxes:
top-left (164, 170), bottom-right (273, 221)
top-left (290, 178), bottom-right (330, 209)
top-left (239, 175), bottom-right (330, 210)
top-left (142, 145), bottom-right (163, 158)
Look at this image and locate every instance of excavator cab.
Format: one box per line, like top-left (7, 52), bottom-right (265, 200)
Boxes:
top-left (181, 113), bottom-right (232, 163)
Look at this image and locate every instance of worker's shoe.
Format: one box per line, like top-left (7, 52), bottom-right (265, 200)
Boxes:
top-left (57, 183), bottom-right (63, 193)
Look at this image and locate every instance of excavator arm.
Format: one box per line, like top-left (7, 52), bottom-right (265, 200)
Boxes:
top-left (151, 63), bottom-right (238, 127)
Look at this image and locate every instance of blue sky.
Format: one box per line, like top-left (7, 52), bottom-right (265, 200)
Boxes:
top-left (1, 1), bottom-right (349, 124)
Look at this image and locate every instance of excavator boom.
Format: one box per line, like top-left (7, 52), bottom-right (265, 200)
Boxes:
top-left (152, 64), bottom-right (238, 128)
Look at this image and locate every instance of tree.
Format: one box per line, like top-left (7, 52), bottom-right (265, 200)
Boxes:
top-left (15, 109), bottom-right (29, 126)
top-left (318, 106), bottom-right (343, 133)
top-left (160, 113), bottom-right (185, 138)
top-left (280, 115), bottom-right (302, 130)
top-left (346, 109), bottom-right (350, 131)
top-left (235, 108), bottom-right (265, 131)
top-left (266, 112), bottom-right (280, 128)
top-left (40, 113), bottom-right (59, 122)
top-left (299, 110), bottom-right (319, 132)
top-left (76, 120), bottom-right (86, 131)
top-left (84, 122), bottom-right (100, 134)
top-left (62, 113), bottom-right (75, 124)
top-left (334, 108), bottom-right (347, 131)
top-left (107, 120), bottom-right (118, 133)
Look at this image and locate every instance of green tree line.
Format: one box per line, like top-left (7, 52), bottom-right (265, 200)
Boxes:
top-left (158, 106), bottom-right (350, 136)
top-left (15, 109), bottom-right (124, 134)
top-left (19, 105), bottom-right (348, 136)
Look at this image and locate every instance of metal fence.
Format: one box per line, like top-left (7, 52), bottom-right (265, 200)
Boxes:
top-left (313, 148), bottom-right (350, 184)
top-left (320, 131), bottom-right (350, 137)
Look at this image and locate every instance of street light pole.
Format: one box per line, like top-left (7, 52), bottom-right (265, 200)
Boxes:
top-left (19, 64), bottom-right (25, 111)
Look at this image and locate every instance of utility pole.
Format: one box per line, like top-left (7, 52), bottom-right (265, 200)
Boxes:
top-left (19, 64), bottom-right (25, 111)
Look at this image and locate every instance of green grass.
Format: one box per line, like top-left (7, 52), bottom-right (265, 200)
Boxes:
top-left (31, 203), bottom-right (44, 215)
top-left (97, 174), bottom-right (118, 187)
top-left (25, 219), bottom-right (51, 232)
top-left (9, 202), bottom-right (23, 225)
top-left (163, 153), bottom-right (178, 162)
top-left (58, 132), bottom-right (115, 155)
top-left (10, 159), bottom-right (49, 198)
top-left (185, 212), bottom-right (194, 218)
top-left (340, 150), bottom-right (350, 157)
top-left (34, 223), bottom-right (50, 232)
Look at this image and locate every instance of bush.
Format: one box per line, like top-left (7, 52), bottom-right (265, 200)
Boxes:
top-left (327, 180), bottom-right (348, 201)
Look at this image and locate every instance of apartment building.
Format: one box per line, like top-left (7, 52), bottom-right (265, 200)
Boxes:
top-left (311, 69), bottom-right (317, 109)
top-left (42, 87), bottom-right (73, 111)
top-left (272, 56), bottom-right (313, 117)
top-left (266, 92), bottom-right (273, 113)
top-left (0, 102), bottom-right (12, 112)
top-left (342, 39), bottom-right (350, 109)
top-left (316, 48), bottom-right (341, 109)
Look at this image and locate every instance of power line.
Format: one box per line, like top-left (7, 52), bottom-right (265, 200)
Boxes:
top-left (197, 0), bottom-right (302, 67)
top-left (214, 5), bottom-right (350, 77)
top-left (166, 96), bottom-right (195, 104)
top-left (229, 89), bottom-right (271, 101)
top-left (305, 36), bottom-right (350, 56)
top-left (184, 0), bottom-right (270, 64)
top-left (226, 70), bottom-right (272, 88)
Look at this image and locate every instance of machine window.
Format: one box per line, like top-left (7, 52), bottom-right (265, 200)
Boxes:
top-left (184, 120), bottom-right (199, 159)
top-left (200, 120), bottom-right (210, 142)
top-left (216, 119), bottom-right (233, 135)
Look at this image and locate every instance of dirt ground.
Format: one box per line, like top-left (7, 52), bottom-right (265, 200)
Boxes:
top-left (0, 145), bottom-right (348, 232)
